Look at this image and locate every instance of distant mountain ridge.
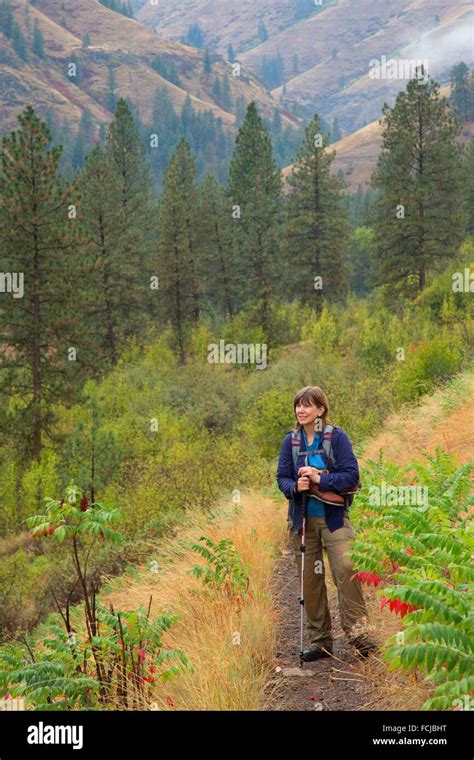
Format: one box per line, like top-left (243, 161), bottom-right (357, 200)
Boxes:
top-left (137, 0), bottom-right (474, 133)
top-left (1, 0), bottom-right (472, 191)
top-left (0, 0), bottom-right (297, 138)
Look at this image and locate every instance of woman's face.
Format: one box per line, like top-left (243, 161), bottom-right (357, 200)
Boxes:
top-left (295, 400), bottom-right (325, 426)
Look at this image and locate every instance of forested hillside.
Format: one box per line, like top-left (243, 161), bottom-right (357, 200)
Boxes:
top-left (0, 0), bottom-right (301, 185)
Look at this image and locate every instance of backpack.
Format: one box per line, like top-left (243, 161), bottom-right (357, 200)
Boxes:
top-left (291, 423), bottom-right (337, 472)
top-left (290, 424), bottom-right (361, 508)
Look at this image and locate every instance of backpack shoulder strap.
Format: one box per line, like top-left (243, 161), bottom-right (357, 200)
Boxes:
top-left (322, 423), bottom-right (337, 468)
top-left (291, 427), bottom-right (333, 471)
top-left (290, 429), bottom-right (302, 471)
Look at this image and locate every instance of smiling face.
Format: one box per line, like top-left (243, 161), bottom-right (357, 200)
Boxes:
top-left (293, 385), bottom-right (329, 432)
top-left (295, 399), bottom-right (325, 427)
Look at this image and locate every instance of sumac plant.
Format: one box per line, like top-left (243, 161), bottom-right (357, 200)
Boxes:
top-left (349, 450), bottom-right (474, 710)
top-left (189, 536), bottom-right (250, 603)
top-left (0, 485), bottom-right (188, 709)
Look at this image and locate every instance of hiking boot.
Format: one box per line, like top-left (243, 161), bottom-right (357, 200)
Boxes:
top-left (300, 645), bottom-right (333, 662)
top-left (350, 635), bottom-right (379, 658)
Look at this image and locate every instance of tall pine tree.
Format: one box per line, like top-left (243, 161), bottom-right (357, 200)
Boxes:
top-left (372, 70), bottom-right (466, 295)
top-left (0, 107), bottom-right (80, 460)
top-left (104, 98), bottom-right (156, 339)
top-left (450, 62), bottom-right (472, 123)
top-left (227, 101), bottom-right (283, 338)
top-left (156, 138), bottom-right (201, 364)
top-left (464, 137), bottom-right (474, 235)
top-left (285, 113), bottom-right (350, 310)
top-left (198, 175), bottom-right (237, 319)
top-left (75, 144), bottom-right (131, 369)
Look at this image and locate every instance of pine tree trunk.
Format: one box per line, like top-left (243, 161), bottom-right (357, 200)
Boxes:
top-left (417, 102), bottom-right (426, 293)
top-left (256, 229), bottom-right (270, 338)
top-left (174, 241), bottom-right (186, 365)
top-left (419, 263), bottom-right (426, 291)
top-left (313, 164), bottom-right (323, 315)
top-left (186, 215), bottom-right (200, 323)
top-left (99, 219), bottom-right (118, 366)
top-left (32, 211), bottom-right (42, 462)
top-left (215, 221), bottom-right (234, 318)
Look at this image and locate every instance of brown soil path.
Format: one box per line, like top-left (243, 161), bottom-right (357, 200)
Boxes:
top-left (266, 546), bottom-right (378, 711)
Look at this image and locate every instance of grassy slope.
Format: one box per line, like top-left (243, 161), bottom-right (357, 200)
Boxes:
top-left (282, 116), bottom-right (384, 190)
top-left (136, 0), bottom-right (298, 54)
top-left (250, 2), bottom-right (471, 126)
top-left (282, 96), bottom-right (474, 191)
top-left (363, 371), bottom-right (474, 468)
top-left (269, 2), bottom-right (473, 129)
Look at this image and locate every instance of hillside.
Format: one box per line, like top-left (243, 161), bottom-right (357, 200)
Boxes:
top-left (245, 0), bottom-right (473, 132)
top-left (363, 372), bottom-right (474, 468)
top-left (282, 117), bottom-right (383, 190)
top-left (0, 0), bottom-right (297, 137)
top-left (136, 0), bottom-right (473, 134)
top-left (136, 0), bottom-right (303, 54)
top-left (283, 91), bottom-right (474, 191)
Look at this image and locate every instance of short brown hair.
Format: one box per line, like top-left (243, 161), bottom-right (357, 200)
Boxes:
top-left (293, 386), bottom-right (330, 432)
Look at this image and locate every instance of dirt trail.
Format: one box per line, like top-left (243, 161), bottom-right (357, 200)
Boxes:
top-left (266, 545), bottom-right (380, 711)
top-left (265, 374), bottom-right (474, 712)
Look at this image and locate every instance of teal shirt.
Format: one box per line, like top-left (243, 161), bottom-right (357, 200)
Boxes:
top-left (301, 428), bottom-right (326, 517)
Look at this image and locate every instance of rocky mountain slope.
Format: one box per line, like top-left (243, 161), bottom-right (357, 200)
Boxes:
top-left (0, 0), bottom-right (296, 137)
top-left (137, 0), bottom-right (474, 133)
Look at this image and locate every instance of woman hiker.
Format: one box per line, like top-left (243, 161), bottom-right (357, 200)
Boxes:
top-left (276, 385), bottom-right (378, 662)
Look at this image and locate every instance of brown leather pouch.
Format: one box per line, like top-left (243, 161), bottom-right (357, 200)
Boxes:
top-left (307, 469), bottom-right (361, 506)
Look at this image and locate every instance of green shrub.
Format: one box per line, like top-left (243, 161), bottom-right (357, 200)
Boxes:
top-left (239, 386), bottom-right (295, 459)
top-left (350, 450), bottom-right (474, 710)
top-left (395, 336), bottom-right (464, 402)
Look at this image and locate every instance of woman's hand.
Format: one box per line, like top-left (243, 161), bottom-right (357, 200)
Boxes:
top-left (299, 466), bottom-right (321, 484)
top-left (296, 475), bottom-right (310, 492)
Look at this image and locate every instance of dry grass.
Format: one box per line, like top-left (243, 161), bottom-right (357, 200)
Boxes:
top-left (362, 372), bottom-right (474, 468)
top-left (102, 491), bottom-right (287, 710)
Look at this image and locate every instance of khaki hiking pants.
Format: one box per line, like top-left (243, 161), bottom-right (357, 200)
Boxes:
top-left (288, 513), bottom-right (369, 650)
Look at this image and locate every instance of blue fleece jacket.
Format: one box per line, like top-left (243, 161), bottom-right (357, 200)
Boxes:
top-left (276, 426), bottom-right (360, 533)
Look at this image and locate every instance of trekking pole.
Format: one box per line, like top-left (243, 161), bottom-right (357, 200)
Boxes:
top-left (299, 469), bottom-right (309, 667)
